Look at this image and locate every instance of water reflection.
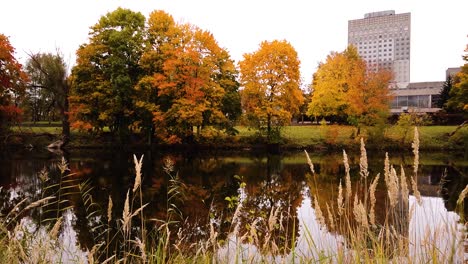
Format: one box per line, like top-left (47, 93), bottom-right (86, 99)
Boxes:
top-left (0, 149), bottom-right (466, 261)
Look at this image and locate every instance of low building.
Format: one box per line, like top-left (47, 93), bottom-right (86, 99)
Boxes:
top-left (390, 81), bottom-right (444, 114)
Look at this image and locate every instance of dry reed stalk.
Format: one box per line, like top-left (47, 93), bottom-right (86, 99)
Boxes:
top-left (130, 203), bottom-right (148, 219)
top-left (387, 166), bottom-right (399, 208)
top-left (343, 150), bottom-right (352, 202)
top-left (326, 203), bottom-right (335, 230)
top-left (412, 127), bottom-right (420, 176)
top-left (49, 216), bottom-right (63, 239)
top-left (400, 165), bottom-right (409, 205)
top-left (411, 128), bottom-right (422, 203)
top-left (107, 195), bottom-right (113, 223)
top-left (267, 206), bottom-right (279, 232)
top-left (359, 138), bottom-right (369, 179)
top-left (314, 196), bottom-right (326, 228)
top-left (122, 190), bottom-right (131, 235)
top-left (132, 155), bottom-right (144, 193)
top-left (457, 184), bottom-right (468, 205)
top-left (369, 174), bottom-right (380, 226)
top-left (411, 176), bottom-right (422, 205)
top-left (304, 150), bottom-right (315, 174)
top-left (337, 180), bottom-right (344, 216)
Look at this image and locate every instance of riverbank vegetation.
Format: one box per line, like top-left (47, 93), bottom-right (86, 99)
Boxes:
top-left (0, 128), bottom-right (466, 263)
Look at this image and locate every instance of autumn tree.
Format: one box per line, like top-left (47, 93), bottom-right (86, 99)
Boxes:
top-left (140, 10), bottom-right (240, 143)
top-left (25, 52), bottom-right (71, 144)
top-left (239, 40), bottom-right (303, 141)
top-left (70, 8), bottom-right (146, 142)
top-left (0, 33), bottom-right (27, 133)
top-left (308, 45), bottom-right (392, 130)
top-left (447, 42), bottom-right (468, 116)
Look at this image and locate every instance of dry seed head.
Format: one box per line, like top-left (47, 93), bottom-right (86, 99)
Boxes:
top-left (369, 174), bottom-right (380, 226)
top-left (122, 190), bottom-right (130, 234)
top-left (384, 152), bottom-right (390, 187)
top-left (387, 166), bottom-right (399, 208)
top-left (133, 154), bottom-right (144, 193)
top-left (304, 150), bottom-right (315, 174)
top-left (49, 216), bottom-right (63, 240)
top-left (400, 165), bottom-right (409, 205)
top-left (38, 167), bottom-right (49, 182)
top-left (314, 196), bottom-right (326, 228)
top-left (107, 195), bottom-right (113, 223)
top-left (359, 138), bottom-right (369, 179)
top-left (337, 180), bottom-right (344, 216)
top-left (457, 184), bottom-right (468, 205)
top-left (353, 199), bottom-right (369, 229)
top-left (326, 203), bottom-right (335, 230)
top-left (343, 150), bottom-right (352, 201)
top-left (57, 157), bottom-right (69, 174)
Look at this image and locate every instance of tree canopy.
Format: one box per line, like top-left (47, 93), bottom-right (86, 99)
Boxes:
top-left (307, 45), bottom-right (392, 126)
top-left (25, 52), bottom-right (71, 143)
top-left (239, 40), bottom-right (303, 141)
top-left (0, 34), bottom-right (27, 132)
top-left (70, 8), bottom-right (146, 141)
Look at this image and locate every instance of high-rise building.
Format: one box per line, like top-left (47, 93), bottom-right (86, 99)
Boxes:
top-left (348, 10), bottom-right (411, 88)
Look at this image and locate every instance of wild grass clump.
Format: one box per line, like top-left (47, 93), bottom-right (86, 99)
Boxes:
top-left (0, 126), bottom-right (466, 263)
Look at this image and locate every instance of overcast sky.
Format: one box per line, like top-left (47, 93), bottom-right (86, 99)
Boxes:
top-left (1, 0), bottom-right (467, 84)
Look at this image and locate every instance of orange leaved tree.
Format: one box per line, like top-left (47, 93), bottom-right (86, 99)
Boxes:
top-left (0, 33), bottom-right (27, 133)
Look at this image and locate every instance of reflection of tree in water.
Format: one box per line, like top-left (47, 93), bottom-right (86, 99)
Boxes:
top-left (234, 154), bottom-right (306, 255)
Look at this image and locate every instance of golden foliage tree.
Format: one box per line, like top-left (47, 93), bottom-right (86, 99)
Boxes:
top-left (308, 45), bottom-right (392, 127)
top-left (239, 40), bottom-right (303, 141)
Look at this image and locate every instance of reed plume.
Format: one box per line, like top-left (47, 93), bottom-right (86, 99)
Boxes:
top-left (133, 154), bottom-right (144, 193)
top-left (314, 196), bottom-right (326, 228)
top-left (369, 174), bottom-right (380, 226)
top-left (122, 190), bottom-right (131, 235)
top-left (107, 195), bottom-right (113, 223)
top-left (400, 165), bottom-right (409, 205)
top-left (359, 138), bottom-right (369, 179)
top-left (304, 149), bottom-right (315, 174)
top-left (343, 150), bottom-right (352, 202)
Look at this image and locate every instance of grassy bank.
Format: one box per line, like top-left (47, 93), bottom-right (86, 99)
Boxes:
top-left (5, 124), bottom-right (468, 151)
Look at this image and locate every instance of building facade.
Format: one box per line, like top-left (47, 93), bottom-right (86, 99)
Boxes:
top-left (390, 82), bottom-right (444, 113)
top-left (348, 10), bottom-right (411, 88)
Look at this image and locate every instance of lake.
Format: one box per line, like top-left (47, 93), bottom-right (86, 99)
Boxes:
top-left (0, 148), bottom-right (466, 262)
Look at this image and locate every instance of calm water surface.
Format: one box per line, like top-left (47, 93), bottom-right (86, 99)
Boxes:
top-left (0, 148), bottom-right (466, 261)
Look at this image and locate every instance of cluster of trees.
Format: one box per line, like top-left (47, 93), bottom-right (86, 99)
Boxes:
top-left (1, 8), bottom-right (467, 145)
